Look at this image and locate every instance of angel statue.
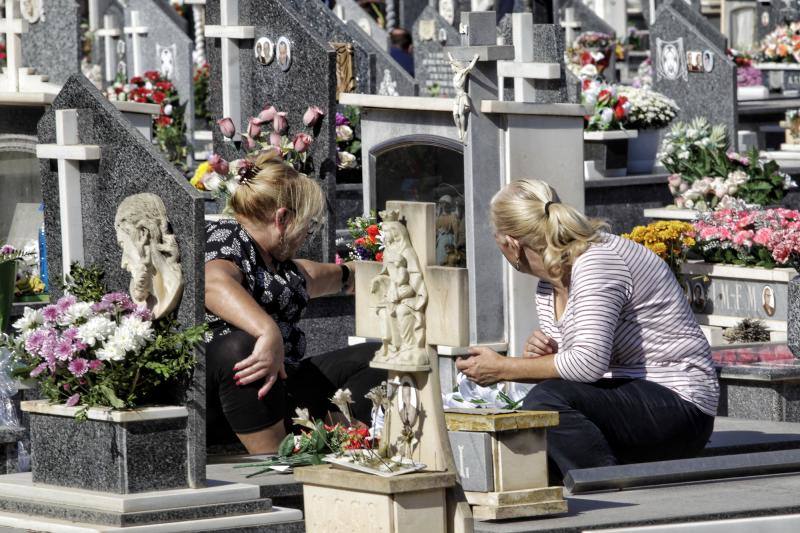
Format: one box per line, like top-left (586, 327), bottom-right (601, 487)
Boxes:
top-left (370, 210), bottom-right (429, 369)
top-left (448, 53), bottom-right (480, 144)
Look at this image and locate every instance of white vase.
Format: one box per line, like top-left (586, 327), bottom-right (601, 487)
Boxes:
top-left (627, 129), bottom-right (662, 175)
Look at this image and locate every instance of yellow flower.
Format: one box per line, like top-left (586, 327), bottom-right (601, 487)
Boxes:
top-left (190, 162), bottom-right (211, 190)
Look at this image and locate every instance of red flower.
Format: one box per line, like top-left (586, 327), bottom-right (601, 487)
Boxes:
top-left (354, 237), bottom-right (366, 246)
top-left (0, 52), bottom-right (7, 61)
top-left (156, 115), bottom-right (173, 127)
top-left (597, 89), bottom-right (612, 105)
top-left (366, 224), bottom-right (379, 239)
top-left (580, 51), bottom-right (592, 65)
top-left (151, 91), bottom-right (166, 104)
top-left (130, 76), bottom-right (144, 85)
top-left (143, 70), bottom-right (160, 82)
top-left (617, 95), bottom-right (629, 106)
top-left (375, 252), bottom-right (383, 262)
top-left (614, 104), bottom-right (626, 120)
top-left (156, 81), bottom-right (173, 92)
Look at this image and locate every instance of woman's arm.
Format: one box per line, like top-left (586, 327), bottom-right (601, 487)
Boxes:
top-left (293, 259), bottom-right (353, 298)
top-left (456, 347), bottom-right (560, 386)
top-left (205, 259), bottom-right (287, 398)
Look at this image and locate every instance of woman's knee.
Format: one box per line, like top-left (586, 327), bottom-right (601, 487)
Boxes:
top-left (206, 329), bottom-right (257, 379)
top-left (522, 379), bottom-right (577, 411)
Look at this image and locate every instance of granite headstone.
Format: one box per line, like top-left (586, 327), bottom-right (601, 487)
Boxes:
top-left (38, 73), bottom-right (207, 487)
top-left (651, 0), bottom-right (738, 149)
top-left (557, 0), bottom-right (616, 39)
top-left (333, 0), bottom-right (390, 52)
top-left (124, 0), bottom-right (195, 154)
top-left (400, 0), bottom-right (429, 30)
top-left (756, 0), bottom-right (800, 42)
top-left (413, 5), bottom-right (462, 96)
top-left (206, 0), bottom-right (338, 262)
top-left (20, 0), bottom-right (81, 86)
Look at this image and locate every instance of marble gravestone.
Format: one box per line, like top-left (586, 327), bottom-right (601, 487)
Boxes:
top-left (123, 0), bottom-right (195, 152)
top-left (413, 4), bottom-right (462, 97)
top-left (400, 0), bottom-right (429, 30)
top-left (756, 0), bottom-right (800, 42)
top-left (333, 0), bottom-right (390, 52)
top-left (651, 0), bottom-right (738, 149)
top-left (37, 74), bottom-right (207, 487)
top-left (281, 0), bottom-right (417, 96)
top-left (19, 0), bottom-right (81, 86)
top-left (556, 0), bottom-right (617, 41)
top-left (206, 0), bottom-right (338, 262)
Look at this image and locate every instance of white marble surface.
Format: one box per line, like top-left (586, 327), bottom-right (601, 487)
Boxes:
top-left (481, 100), bottom-right (586, 117)
top-left (339, 92), bottom-right (455, 112)
top-left (584, 129), bottom-right (639, 140)
top-left (681, 260), bottom-right (797, 283)
top-left (21, 400), bottom-right (188, 423)
top-left (643, 207), bottom-right (699, 221)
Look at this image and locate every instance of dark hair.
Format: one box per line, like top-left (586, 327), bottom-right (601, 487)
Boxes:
top-left (390, 28), bottom-right (412, 51)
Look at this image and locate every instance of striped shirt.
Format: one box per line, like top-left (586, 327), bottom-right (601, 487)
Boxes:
top-left (537, 233), bottom-right (719, 416)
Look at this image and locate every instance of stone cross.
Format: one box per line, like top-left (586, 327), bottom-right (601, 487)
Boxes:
top-left (205, 0), bottom-right (255, 137)
top-left (96, 14), bottom-right (121, 84)
top-left (87, 0), bottom-right (101, 31)
top-left (449, 11), bottom-right (514, 346)
top-left (35, 109), bottom-right (101, 279)
top-left (0, 0), bottom-right (59, 93)
top-left (124, 10), bottom-right (149, 77)
top-left (497, 13), bottom-right (561, 103)
top-left (560, 7), bottom-right (581, 47)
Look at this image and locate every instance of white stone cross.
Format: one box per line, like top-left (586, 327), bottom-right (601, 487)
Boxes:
top-left (205, 0), bottom-right (255, 137)
top-left (88, 0), bottom-right (101, 31)
top-left (560, 7), bottom-right (581, 48)
top-left (0, 0), bottom-right (59, 93)
top-left (496, 13), bottom-right (561, 103)
top-left (96, 14), bottom-right (122, 83)
top-left (124, 10), bottom-right (149, 78)
top-left (35, 110), bottom-right (101, 278)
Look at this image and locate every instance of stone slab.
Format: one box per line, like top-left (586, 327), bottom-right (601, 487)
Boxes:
top-left (564, 449), bottom-right (800, 494)
top-left (0, 507), bottom-right (303, 532)
top-left (472, 499), bottom-right (568, 521)
top-left (293, 465), bottom-right (456, 495)
top-left (703, 416), bottom-right (800, 455)
top-left (21, 401), bottom-right (188, 423)
top-left (465, 486), bottom-right (565, 507)
top-left (449, 431), bottom-right (494, 492)
top-left (473, 473), bottom-right (800, 532)
top-left (444, 411), bottom-right (559, 432)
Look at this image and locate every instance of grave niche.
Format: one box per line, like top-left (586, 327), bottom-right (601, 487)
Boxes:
top-left (0, 139), bottom-right (41, 246)
top-left (371, 136), bottom-right (466, 268)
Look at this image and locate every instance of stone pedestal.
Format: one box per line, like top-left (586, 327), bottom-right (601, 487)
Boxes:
top-left (23, 401), bottom-right (188, 494)
top-left (583, 130), bottom-right (639, 178)
top-left (445, 410), bottom-right (567, 520)
top-left (789, 276), bottom-right (800, 358)
top-left (295, 465), bottom-right (455, 533)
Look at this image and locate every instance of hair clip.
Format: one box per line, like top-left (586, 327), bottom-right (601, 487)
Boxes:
top-left (237, 160), bottom-right (257, 185)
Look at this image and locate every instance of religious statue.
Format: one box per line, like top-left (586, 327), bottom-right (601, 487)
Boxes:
top-left (330, 42), bottom-right (356, 98)
top-left (448, 53), bottom-right (479, 144)
top-left (371, 210), bottom-right (430, 369)
top-left (114, 193), bottom-right (184, 319)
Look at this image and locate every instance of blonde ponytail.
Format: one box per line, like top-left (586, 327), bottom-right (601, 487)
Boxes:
top-left (490, 179), bottom-right (608, 281)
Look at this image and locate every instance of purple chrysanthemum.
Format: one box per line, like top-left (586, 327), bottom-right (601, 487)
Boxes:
top-left (65, 393), bottom-right (80, 407)
top-left (0, 245), bottom-right (15, 255)
top-left (132, 305), bottom-right (153, 321)
top-left (88, 359), bottom-right (104, 372)
top-left (55, 295), bottom-right (77, 313)
top-left (25, 329), bottom-right (47, 353)
top-left (91, 301), bottom-right (114, 314)
top-left (68, 358), bottom-right (89, 378)
top-left (335, 112), bottom-right (349, 127)
top-left (29, 363), bottom-right (47, 378)
top-left (54, 339), bottom-right (75, 361)
top-left (41, 305), bottom-right (60, 323)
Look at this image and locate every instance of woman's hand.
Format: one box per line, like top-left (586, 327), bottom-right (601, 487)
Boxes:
top-left (456, 347), bottom-right (509, 386)
top-left (233, 333), bottom-right (288, 400)
top-left (524, 330), bottom-right (558, 358)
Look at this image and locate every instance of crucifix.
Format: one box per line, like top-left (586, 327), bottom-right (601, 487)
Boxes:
top-left (205, 0), bottom-right (255, 138)
top-left (35, 110), bottom-right (101, 279)
top-left (560, 7), bottom-right (581, 48)
top-left (124, 10), bottom-right (148, 78)
top-left (96, 14), bottom-right (121, 83)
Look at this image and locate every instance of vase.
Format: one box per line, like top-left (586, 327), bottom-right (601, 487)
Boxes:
top-left (626, 129), bottom-right (661, 175)
top-left (22, 400), bottom-right (190, 493)
top-left (0, 261), bottom-right (16, 332)
top-left (789, 275), bottom-right (800, 357)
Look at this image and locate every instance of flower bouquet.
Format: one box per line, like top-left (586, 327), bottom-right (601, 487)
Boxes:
top-left (622, 220), bottom-right (696, 276)
top-left (105, 71), bottom-right (188, 170)
top-left (582, 81), bottom-right (631, 131)
top-left (631, 57), bottom-right (654, 89)
top-left (758, 22), bottom-right (800, 64)
top-left (195, 103), bottom-right (325, 199)
top-left (193, 62), bottom-right (211, 125)
top-left (568, 31), bottom-right (615, 79)
top-left (335, 108), bottom-right (361, 172)
top-left (0, 264), bottom-right (206, 419)
top-left (693, 208), bottom-right (800, 270)
top-left (344, 212), bottom-right (383, 262)
top-left (617, 86), bottom-right (679, 130)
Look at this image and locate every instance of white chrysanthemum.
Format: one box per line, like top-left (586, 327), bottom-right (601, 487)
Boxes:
top-left (120, 316), bottom-right (154, 350)
top-left (13, 307), bottom-right (43, 332)
top-left (59, 302), bottom-right (93, 326)
top-left (77, 316), bottom-right (117, 346)
top-left (96, 340), bottom-right (127, 361)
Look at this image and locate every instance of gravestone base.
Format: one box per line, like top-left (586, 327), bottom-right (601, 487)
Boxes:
top-left (584, 138), bottom-right (630, 178)
top-left (719, 378), bottom-right (800, 423)
top-left (0, 472), bottom-right (302, 531)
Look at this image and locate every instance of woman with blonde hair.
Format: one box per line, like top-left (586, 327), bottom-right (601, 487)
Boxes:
top-left (204, 150), bottom-right (385, 453)
top-left (456, 179), bottom-right (718, 480)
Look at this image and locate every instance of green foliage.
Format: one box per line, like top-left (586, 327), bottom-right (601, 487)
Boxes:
top-left (659, 118), bottom-right (730, 184)
top-left (723, 318), bottom-right (771, 344)
top-left (61, 263), bottom-right (107, 302)
top-left (735, 147), bottom-right (787, 206)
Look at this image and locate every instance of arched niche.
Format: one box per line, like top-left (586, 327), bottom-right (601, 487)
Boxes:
top-left (0, 134), bottom-right (42, 245)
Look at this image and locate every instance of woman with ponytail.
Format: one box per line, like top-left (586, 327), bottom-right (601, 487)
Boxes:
top-left (456, 179), bottom-right (718, 481)
top-left (204, 149), bottom-right (385, 453)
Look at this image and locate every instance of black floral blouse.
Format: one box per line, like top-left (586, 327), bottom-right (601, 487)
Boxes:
top-left (205, 218), bottom-right (309, 364)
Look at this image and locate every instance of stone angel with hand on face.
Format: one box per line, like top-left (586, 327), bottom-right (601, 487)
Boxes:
top-left (203, 149), bottom-right (386, 454)
top-left (456, 178), bottom-right (718, 484)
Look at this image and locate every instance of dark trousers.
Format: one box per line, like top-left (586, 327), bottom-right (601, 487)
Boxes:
top-left (523, 379), bottom-right (715, 482)
top-left (206, 328), bottom-right (386, 445)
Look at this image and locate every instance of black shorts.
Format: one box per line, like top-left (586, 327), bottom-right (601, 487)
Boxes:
top-left (205, 327), bottom-right (386, 445)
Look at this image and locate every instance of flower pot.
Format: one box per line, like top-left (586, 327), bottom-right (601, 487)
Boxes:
top-left (627, 129), bottom-right (661, 174)
top-left (789, 275), bottom-right (800, 358)
top-left (22, 400), bottom-right (189, 494)
top-left (0, 261), bottom-right (16, 332)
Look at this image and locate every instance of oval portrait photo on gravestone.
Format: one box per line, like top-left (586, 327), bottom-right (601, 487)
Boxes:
top-left (762, 285), bottom-right (776, 317)
top-left (254, 37), bottom-right (274, 65)
top-left (277, 36), bottom-right (292, 72)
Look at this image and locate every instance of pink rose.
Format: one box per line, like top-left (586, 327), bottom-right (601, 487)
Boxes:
top-left (247, 117), bottom-right (263, 139)
top-left (273, 112), bottom-right (288, 134)
top-left (303, 105), bottom-right (325, 127)
top-left (216, 117), bottom-right (236, 138)
top-left (208, 154), bottom-right (229, 175)
top-left (293, 133), bottom-right (313, 153)
top-left (259, 105), bottom-right (277, 122)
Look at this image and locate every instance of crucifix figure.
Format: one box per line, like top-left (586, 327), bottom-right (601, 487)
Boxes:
top-left (205, 0), bottom-right (255, 138)
top-left (124, 10), bottom-right (148, 78)
top-left (448, 53), bottom-right (479, 144)
top-left (35, 109), bottom-right (101, 279)
top-left (96, 14), bottom-right (121, 83)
